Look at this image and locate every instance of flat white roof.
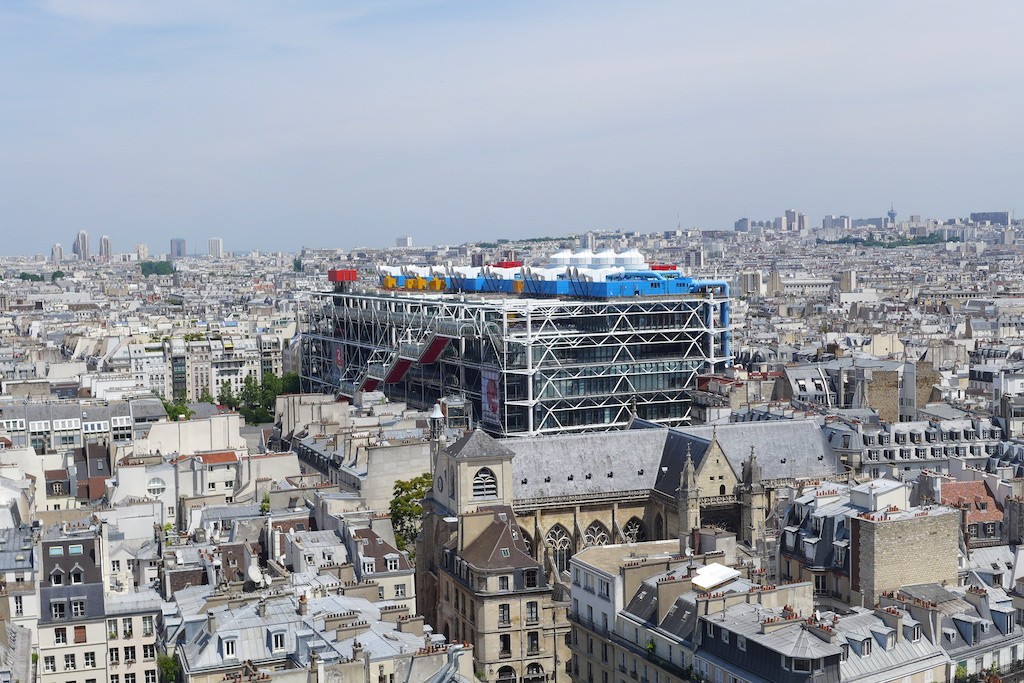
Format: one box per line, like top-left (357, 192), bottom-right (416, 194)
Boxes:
top-left (691, 562), bottom-right (741, 591)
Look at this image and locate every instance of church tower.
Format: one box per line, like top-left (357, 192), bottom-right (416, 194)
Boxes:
top-left (676, 444), bottom-right (701, 553)
top-left (740, 445), bottom-right (767, 548)
top-left (416, 429), bottom-right (516, 629)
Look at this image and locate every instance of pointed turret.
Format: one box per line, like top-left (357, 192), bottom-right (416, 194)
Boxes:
top-left (680, 443), bottom-right (698, 493)
top-left (677, 442), bottom-right (701, 553)
top-left (740, 445), bottom-right (767, 548)
top-left (743, 444), bottom-right (763, 490)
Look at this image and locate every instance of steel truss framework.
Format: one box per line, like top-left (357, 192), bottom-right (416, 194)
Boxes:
top-left (301, 289), bottom-right (730, 436)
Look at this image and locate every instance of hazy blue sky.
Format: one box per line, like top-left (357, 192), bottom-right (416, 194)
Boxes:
top-left (2, 1), bottom-right (1022, 255)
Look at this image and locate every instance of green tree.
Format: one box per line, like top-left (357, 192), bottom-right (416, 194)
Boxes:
top-left (140, 261), bottom-right (174, 277)
top-left (161, 398), bottom-right (194, 421)
top-left (260, 492), bottom-right (271, 514)
top-left (198, 387), bottom-right (215, 404)
top-left (217, 380), bottom-right (238, 409)
top-left (390, 473), bottom-right (433, 552)
top-left (51, 270), bottom-right (65, 282)
top-left (240, 375), bottom-right (261, 408)
top-left (18, 272), bottom-right (44, 281)
top-left (261, 372), bottom-right (282, 409)
top-left (157, 653), bottom-right (181, 683)
top-left (282, 372), bottom-right (300, 394)
top-left (293, 257), bottom-right (303, 272)
top-left (238, 374), bottom-right (274, 424)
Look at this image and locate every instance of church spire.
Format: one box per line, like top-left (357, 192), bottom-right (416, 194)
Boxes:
top-left (680, 442), bottom-right (697, 492)
top-left (744, 444), bottom-right (762, 488)
top-left (677, 441), bottom-right (701, 553)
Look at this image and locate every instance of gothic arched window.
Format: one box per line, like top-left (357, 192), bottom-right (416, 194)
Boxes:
top-left (583, 521), bottom-right (610, 546)
top-left (546, 524), bottom-right (573, 573)
top-left (623, 517), bottom-right (647, 543)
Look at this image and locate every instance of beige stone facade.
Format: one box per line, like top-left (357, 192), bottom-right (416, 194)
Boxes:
top-left (850, 508), bottom-right (960, 608)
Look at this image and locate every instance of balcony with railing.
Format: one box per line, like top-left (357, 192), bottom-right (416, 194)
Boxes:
top-left (570, 612), bottom-right (693, 681)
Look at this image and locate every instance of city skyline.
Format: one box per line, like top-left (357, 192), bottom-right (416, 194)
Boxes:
top-left (1, 202), bottom-right (1019, 260)
top-left (3, 2), bottom-right (1024, 254)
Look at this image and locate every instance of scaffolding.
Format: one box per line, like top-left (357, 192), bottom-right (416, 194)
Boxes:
top-left (302, 288), bottom-right (730, 436)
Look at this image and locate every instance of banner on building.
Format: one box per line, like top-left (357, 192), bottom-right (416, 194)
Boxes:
top-left (481, 367), bottom-right (501, 425)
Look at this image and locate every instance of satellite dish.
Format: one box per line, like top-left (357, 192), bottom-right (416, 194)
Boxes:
top-left (814, 610), bottom-right (821, 621)
top-left (262, 575), bottom-right (272, 588)
top-left (684, 547), bottom-right (693, 557)
top-left (247, 564), bottom-right (264, 584)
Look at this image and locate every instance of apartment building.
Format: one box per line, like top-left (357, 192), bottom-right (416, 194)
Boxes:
top-left (569, 541), bottom-right (806, 683)
top-left (918, 475), bottom-right (1005, 549)
top-left (570, 541), bottom-right (954, 683)
top-left (348, 525), bottom-right (417, 613)
top-left (0, 397), bottom-right (165, 453)
top-left (0, 526), bottom-right (40, 644)
top-left (38, 526), bottom-right (109, 683)
top-left (171, 592), bottom-right (471, 683)
top-left (127, 342), bottom-right (168, 398)
top-left (886, 583), bottom-right (1024, 680)
top-left (778, 479), bottom-right (960, 610)
top-left (104, 590), bottom-right (162, 683)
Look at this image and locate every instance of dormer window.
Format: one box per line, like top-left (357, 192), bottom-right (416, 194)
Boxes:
top-left (861, 638), bottom-right (872, 656)
top-left (793, 659), bottom-right (812, 673)
top-left (271, 632), bottom-right (285, 651)
top-left (362, 561), bottom-right (375, 575)
top-left (912, 624), bottom-right (921, 642)
top-left (223, 638), bottom-right (236, 657)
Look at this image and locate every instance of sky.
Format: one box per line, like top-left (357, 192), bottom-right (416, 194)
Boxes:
top-left (2, 1), bottom-right (1023, 255)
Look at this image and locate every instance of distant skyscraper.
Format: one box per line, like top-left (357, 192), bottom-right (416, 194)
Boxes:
top-left (208, 237), bottom-right (224, 258)
top-left (822, 215), bottom-right (851, 231)
top-left (51, 243), bottom-right (63, 264)
top-left (136, 243), bottom-right (149, 261)
top-left (395, 236), bottom-right (413, 248)
top-left (72, 231), bottom-right (89, 260)
top-left (99, 235), bottom-right (111, 260)
top-left (970, 211), bottom-right (1012, 226)
top-left (783, 209), bottom-right (806, 232)
top-left (170, 238), bottom-right (186, 259)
